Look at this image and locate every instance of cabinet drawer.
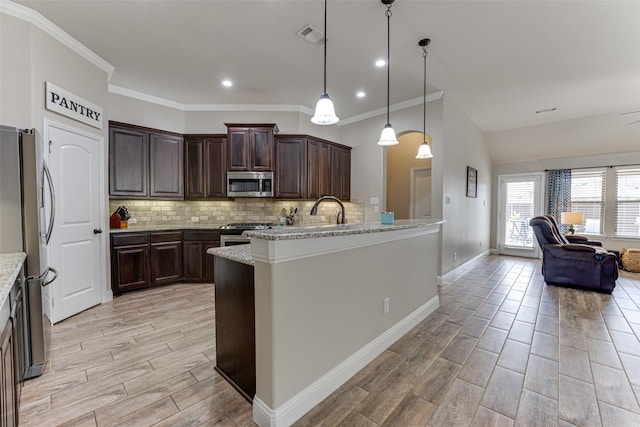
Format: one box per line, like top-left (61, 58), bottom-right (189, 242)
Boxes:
top-left (150, 231), bottom-right (182, 243)
top-left (183, 230), bottom-right (221, 241)
top-left (111, 233), bottom-right (150, 247)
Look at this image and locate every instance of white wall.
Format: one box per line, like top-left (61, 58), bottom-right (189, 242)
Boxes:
top-left (487, 112), bottom-right (640, 164)
top-left (0, 13), bottom-right (31, 127)
top-left (339, 95), bottom-right (494, 275)
top-left (441, 96), bottom-right (492, 273)
top-left (340, 99), bottom-right (444, 220)
top-left (108, 93), bottom-right (186, 134)
top-left (253, 228), bottom-right (440, 413)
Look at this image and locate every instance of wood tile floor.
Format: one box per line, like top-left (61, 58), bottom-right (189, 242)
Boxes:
top-left (20, 255), bottom-right (640, 426)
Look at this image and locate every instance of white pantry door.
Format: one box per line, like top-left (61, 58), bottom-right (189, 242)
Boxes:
top-left (44, 120), bottom-right (105, 323)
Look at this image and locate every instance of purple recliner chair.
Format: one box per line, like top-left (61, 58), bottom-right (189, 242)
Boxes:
top-left (529, 216), bottom-right (617, 293)
top-left (543, 215), bottom-right (603, 246)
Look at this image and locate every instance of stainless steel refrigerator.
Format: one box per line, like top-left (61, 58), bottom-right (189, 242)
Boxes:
top-left (0, 125), bottom-right (57, 379)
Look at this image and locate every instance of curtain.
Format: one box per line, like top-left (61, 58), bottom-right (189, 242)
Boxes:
top-left (547, 169), bottom-right (572, 233)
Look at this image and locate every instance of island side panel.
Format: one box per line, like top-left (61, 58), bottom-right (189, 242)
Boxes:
top-left (213, 255), bottom-right (256, 402)
top-left (254, 229), bottom-right (439, 411)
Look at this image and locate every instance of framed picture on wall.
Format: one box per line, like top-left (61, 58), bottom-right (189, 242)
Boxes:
top-left (466, 166), bottom-right (477, 198)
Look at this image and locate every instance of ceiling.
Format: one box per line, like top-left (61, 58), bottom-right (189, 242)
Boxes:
top-left (14, 0), bottom-right (640, 133)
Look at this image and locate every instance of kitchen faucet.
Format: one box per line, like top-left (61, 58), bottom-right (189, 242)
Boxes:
top-left (310, 196), bottom-right (346, 224)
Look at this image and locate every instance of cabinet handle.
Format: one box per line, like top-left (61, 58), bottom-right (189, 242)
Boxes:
top-left (93, 228), bottom-right (103, 234)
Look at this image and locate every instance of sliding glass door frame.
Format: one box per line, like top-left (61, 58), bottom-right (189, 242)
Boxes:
top-left (497, 173), bottom-right (545, 258)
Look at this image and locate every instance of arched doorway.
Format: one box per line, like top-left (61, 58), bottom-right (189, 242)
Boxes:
top-left (386, 131), bottom-right (432, 219)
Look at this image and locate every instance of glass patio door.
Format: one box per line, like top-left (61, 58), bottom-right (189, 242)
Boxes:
top-left (498, 173), bottom-right (544, 258)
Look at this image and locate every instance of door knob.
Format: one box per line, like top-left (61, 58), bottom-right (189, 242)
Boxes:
top-left (93, 228), bottom-right (103, 234)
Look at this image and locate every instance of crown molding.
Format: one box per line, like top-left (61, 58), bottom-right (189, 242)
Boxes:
top-left (108, 83), bottom-right (444, 125)
top-left (108, 84), bottom-right (186, 110)
top-left (185, 103), bottom-right (314, 115)
top-left (338, 91), bottom-right (444, 126)
top-left (109, 84), bottom-right (315, 115)
top-left (1, 0), bottom-right (114, 79)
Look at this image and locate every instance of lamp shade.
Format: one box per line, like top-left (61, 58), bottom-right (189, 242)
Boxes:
top-left (416, 141), bottom-right (433, 159)
top-left (377, 124), bottom-right (399, 146)
top-left (311, 94), bottom-right (339, 125)
top-left (560, 212), bottom-right (583, 225)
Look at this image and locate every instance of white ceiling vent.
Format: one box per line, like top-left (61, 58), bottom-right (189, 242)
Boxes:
top-left (534, 107), bottom-right (558, 115)
top-left (297, 24), bottom-right (325, 46)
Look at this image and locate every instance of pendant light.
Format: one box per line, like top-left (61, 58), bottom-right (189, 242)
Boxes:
top-left (416, 38), bottom-right (433, 159)
top-left (311, 0), bottom-right (339, 125)
top-left (377, 0), bottom-right (398, 146)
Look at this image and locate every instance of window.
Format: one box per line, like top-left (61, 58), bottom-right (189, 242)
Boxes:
top-left (571, 170), bottom-right (605, 234)
top-left (615, 168), bottom-right (640, 237)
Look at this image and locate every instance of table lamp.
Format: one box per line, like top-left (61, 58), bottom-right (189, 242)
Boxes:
top-left (561, 212), bottom-right (583, 234)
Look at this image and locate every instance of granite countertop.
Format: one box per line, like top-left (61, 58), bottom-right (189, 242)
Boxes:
top-left (110, 224), bottom-right (226, 234)
top-left (0, 253), bottom-right (26, 308)
top-left (207, 245), bottom-right (254, 266)
top-left (244, 219), bottom-right (444, 241)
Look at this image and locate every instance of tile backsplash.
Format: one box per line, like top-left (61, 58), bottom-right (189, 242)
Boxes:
top-left (108, 199), bottom-right (364, 228)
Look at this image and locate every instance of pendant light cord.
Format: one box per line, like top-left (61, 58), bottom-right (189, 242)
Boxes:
top-left (385, 5), bottom-right (392, 125)
top-left (423, 47), bottom-right (428, 139)
top-left (323, 0), bottom-right (328, 95)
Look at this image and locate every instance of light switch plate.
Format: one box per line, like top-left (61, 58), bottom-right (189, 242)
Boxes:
top-left (370, 197), bottom-right (380, 205)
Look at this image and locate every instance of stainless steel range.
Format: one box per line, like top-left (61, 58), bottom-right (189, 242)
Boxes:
top-left (219, 223), bottom-right (273, 246)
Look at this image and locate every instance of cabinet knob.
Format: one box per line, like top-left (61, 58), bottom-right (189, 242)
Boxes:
top-left (93, 228), bottom-right (103, 235)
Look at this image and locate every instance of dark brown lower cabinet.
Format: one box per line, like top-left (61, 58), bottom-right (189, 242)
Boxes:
top-left (111, 229), bottom-right (222, 294)
top-left (150, 232), bottom-right (183, 286)
top-left (213, 256), bottom-right (255, 402)
top-left (111, 233), bottom-right (151, 294)
top-left (11, 287), bottom-right (24, 407)
top-left (182, 231), bottom-right (220, 282)
top-left (1, 318), bottom-right (16, 427)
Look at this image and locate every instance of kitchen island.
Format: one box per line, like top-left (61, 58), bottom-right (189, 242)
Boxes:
top-left (209, 219), bottom-right (443, 427)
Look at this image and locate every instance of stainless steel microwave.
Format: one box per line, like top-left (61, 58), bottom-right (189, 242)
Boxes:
top-left (227, 171), bottom-right (274, 197)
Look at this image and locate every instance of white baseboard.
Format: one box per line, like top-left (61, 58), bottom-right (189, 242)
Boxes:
top-left (252, 294), bottom-right (440, 427)
top-left (440, 250), bottom-right (491, 286)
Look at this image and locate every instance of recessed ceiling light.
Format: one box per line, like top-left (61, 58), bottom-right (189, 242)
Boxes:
top-left (222, 80), bottom-right (233, 87)
top-left (356, 91), bottom-right (366, 98)
top-left (375, 59), bottom-right (386, 67)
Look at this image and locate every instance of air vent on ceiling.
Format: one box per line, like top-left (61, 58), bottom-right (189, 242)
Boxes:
top-left (535, 107), bottom-right (558, 115)
top-left (297, 24), bottom-right (325, 46)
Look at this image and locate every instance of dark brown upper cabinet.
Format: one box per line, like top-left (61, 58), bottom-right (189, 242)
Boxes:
top-left (109, 125), bottom-right (148, 198)
top-left (225, 124), bottom-right (278, 172)
top-left (109, 122), bottom-right (183, 199)
top-left (331, 144), bottom-right (351, 201)
top-left (307, 137), bottom-right (332, 200)
top-left (184, 135), bottom-right (226, 199)
top-left (275, 136), bottom-right (307, 199)
top-left (275, 135), bottom-right (350, 201)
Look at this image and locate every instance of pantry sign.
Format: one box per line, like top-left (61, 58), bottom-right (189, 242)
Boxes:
top-left (45, 82), bottom-right (103, 129)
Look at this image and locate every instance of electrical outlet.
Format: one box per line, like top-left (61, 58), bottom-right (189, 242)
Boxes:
top-left (191, 216), bottom-right (199, 222)
top-left (128, 218), bottom-right (137, 224)
top-left (453, 252), bottom-right (457, 261)
top-left (383, 297), bottom-right (390, 314)
top-left (374, 206), bottom-right (380, 213)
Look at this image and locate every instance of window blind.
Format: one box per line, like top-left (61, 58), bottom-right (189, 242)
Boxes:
top-left (615, 168), bottom-right (640, 237)
top-left (571, 169), bottom-right (605, 234)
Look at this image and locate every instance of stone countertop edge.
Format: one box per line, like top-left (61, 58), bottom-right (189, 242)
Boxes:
top-left (0, 253), bottom-right (26, 308)
top-left (207, 245), bottom-right (254, 266)
top-left (110, 224), bottom-right (227, 233)
top-left (244, 219), bottom-right (445, 241)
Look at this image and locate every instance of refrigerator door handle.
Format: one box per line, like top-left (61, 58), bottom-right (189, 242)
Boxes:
top-left (43, 162), bottom-right (56, 244)
top-left (26, 266), bottom-right (58, 287)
